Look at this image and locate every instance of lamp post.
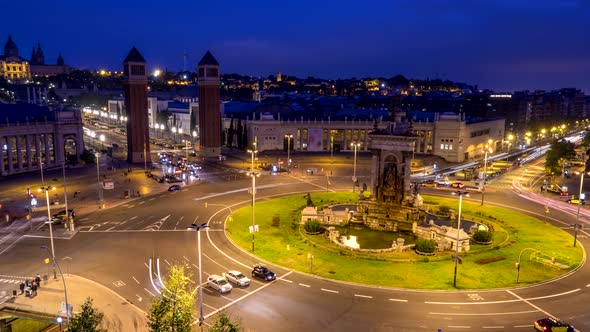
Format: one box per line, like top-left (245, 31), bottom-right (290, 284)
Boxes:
top-left (41, 246), bottom-right (70, 327)
top-left (39, 186), bottom-right (57, 280)
top-left (573, 171), bottom-right (586, 247)
top-left (99, 134), bottom-right (105, 152)
top-left (481, 139), bottom-right (493, 206)
top-left (351, 142), bottom-right (361, 192)
top-left (247, 147), bottom-right (259, 252)
top-left (186, 222), bottom-right (208, 326)
top-left (330, 134), bottom-right (334, 162)
top-left (285, 134), bottom-right (293, 171)
top-left (451, 190), bottom-right (469, 287)
top-left (172, 127), bottom-right (177, 143)
top-left (62, 161), bottom-right (72, 232)
top-left (95, 152), bottom-right (103, 209)
top-left (516, 248), bottom-right (540, 283)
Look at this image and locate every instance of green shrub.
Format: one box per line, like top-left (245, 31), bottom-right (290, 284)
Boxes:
top-left (415, 239), bottom-right (437, 253)
top-left (271, 215), bottom-right (280, 227)
top-left (304, 220), bottom-right (323, 233)
top-left (438, 205), bottom-right (450, 214)
top-left (472, 230), bottom-right (493, 243)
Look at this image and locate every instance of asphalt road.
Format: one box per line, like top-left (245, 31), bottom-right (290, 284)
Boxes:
top-left (2, 154), bottom-right (590, 331)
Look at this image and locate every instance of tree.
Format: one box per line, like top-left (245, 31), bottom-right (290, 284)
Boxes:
top-left (148, 264), bottom-right (195, 332)
top-left (545, 139), bottom-right (576, 175)
top-left (80, 149), bottom-right (96, 164)
top-left (227, 118), bottom-right (235, 147)
top-left (209, 310), bottom-right (241, 332)
top-left (156, 110), bottom-right (172, 127)
top-left (69, 297), bottom-right (106, 332)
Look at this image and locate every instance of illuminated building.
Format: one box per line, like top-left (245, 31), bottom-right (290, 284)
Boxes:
top-left (0, 35), bottom-right (31, 81)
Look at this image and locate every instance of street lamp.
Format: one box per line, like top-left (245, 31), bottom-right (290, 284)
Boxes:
top-left (41, 245), bottom-right (70, 327)
top-left (39, 186), bottom-right (58, 280)
top-left (247, 147), bottom-right (260, 252)
top-left (573, 170), bottom-right (586, 247)
top-left (95, 152), bottom-right (103, 209)
top-left (481, 139), bottom-right (493, 206)
top-left (99, 134), bottom-right (105, 152)
top-left (186, 222), bottom-right (208, 326)
top-left (172, 127), bottom-right (177, 143)
top-left (351, 142), bottom-right (361, 192)
top-left (285, 134), bottom-right (293, 171)
top-left (451, 190), bottom-right (470, 287)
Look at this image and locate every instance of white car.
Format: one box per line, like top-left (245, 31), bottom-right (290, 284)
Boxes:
top-left (207, 274), bottom-right (232, 293)
top-left (226, 270), bottom-right (251, 287)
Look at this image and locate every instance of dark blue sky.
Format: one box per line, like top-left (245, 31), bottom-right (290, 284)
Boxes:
top-left (2, 0), bottom-right (589, 92)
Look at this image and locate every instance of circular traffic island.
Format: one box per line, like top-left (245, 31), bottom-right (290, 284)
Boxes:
top-left (225, 192), bottom-right (584, 290)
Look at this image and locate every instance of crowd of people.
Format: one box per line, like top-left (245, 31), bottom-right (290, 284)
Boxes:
top-left (17, 274), bottom-right (42, 297)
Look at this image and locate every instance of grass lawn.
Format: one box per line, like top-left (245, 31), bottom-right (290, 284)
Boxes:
top-left (226, 193), bottom-right (584, 289)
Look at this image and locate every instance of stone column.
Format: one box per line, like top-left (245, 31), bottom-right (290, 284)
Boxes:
top-left (6, 136), bottom-right (13, 173)
top-left (15, 135), bottom-right (23, 172)
top-left (55, 134), bottom-right (65, 165)
top-left (35, 134), bottom-right (41, 168)
top-left (25, 134), bottom-right (32, 169)
top-left (370, 150), bottom-right (378, 198)
top-left (44, 133), bottom-right (50, 166)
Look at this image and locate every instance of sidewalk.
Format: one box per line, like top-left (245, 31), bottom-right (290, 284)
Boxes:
top-left (2, 274), bottom-right (148, 331)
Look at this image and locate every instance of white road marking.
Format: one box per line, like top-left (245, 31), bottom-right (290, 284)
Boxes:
top-left (127, 205), bottom-right (135, 208)
top-left (513, 325), bottom-right (532, 328)
top-left (183, 256), bottom-right (190, 262)
top-left (506, 289), bottom-right (556, 320)
top-left (354, 294), bottom-right (372, 299)
top-left (182, 189), bottom-right (189, 192)
top-left (425, 288), bottom-right (580, 305)
top-left (143, 288), bottom-right (155, 297)
top-left (138, 201), bottom-right (145, 205)
top-left (321, 288), bottom-right (339, 294)
top-left (136, 294), bottom-right (142, 302)
top-left (164, 259), bottom-right (171, 266)
top-left (428, 310), bottom-right (539, 316)
top-left (79, 217), bottom-right (89, 221)
top-left (482, 327), bottom-right (504, 329)
top-left (132, 276), bottom-right (140, 284)
top-left (389, 298), bottom-right (408, 302)
top-left (192, 264), bottom-right (199, 270)
top-left (447, 326), bottom-right (470, 329)
top-left (280, 278), bottom-right (292, 283)
top-left (148, 198), bottom-right (155, 201)
top-left (298, 283), bottom-right (310, 287)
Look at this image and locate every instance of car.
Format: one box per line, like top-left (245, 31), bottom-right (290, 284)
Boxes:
top-left (206, 274), bottom-right (232, 293)
top-left (226, 270), bottom-right (251, 287)
top-left (46, 209), bottom-right (75, 224)
top-left (534, 317), bottom-right (574, 332)
top-left (252, 265), bottom-right (276, 281)
top-left (168, 185), bottom-right (181, 191)
top-left (421, 181), bottom-right (437, 188)
top-left (450, 182), bottom-right (465, 189)
top-left (566, 198), bottom-right (585, 205)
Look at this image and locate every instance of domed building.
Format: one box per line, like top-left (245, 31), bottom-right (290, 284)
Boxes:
top-left (0, 34), bottom-right (31, 81)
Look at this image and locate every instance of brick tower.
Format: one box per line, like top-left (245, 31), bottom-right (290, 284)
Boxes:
top-left (197, 51), bottom-right (221, 158)
top-left (123, 47), bottom-right (151, 164)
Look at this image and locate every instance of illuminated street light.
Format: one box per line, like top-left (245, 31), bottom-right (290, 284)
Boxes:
top-left (41, 246), bottom-right (70, 327)
top-left (186, 222), bottom-right (208, 326)
top-left (39, 186), bottom-right (57, 279)
top-left (247, 147), bottom-right (260, 252)
top-left (451, 190), bottom-right (470, 287)
top-left (481, 139), bottom-right (493, 206)
top-left (285, 134), bottom-right (293, 171)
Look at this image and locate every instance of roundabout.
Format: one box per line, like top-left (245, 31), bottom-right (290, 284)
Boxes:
top-left (225, 192), bottom-right (584, 290)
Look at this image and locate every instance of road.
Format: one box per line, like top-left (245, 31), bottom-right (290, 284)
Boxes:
top-left (1, 150), bottom-right (590, 331)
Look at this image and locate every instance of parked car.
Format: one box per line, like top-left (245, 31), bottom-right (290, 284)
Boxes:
top-left (534, 317), bottom-right (574, 332)
top-left (168, 185), bottom-right (181, 191)
top-left (226, 270), bottom-right (251, 287)
top-left (207, 274), bottom-right (232, 293)
top-left (252, 265), bottom-right (276, 281)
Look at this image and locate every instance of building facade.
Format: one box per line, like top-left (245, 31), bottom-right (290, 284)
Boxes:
top-left (0, 104), bottom-right (84, 176)
top-left (0, 35), bottom-right (31, 81)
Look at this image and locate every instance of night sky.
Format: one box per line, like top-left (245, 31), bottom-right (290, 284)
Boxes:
top-left (2, 0), bottom-right (589, 92)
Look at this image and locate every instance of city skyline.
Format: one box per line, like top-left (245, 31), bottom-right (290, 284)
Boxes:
top-left (2, 0), bottom-right (589, 92)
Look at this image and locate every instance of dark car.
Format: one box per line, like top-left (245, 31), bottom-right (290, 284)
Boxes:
top-left (534, 317), bottom-right (574, 332)
top-left (168, 185), bottom-right (181, 191)
top-left (47, 209), bottom-right (75, 224)
top-left (252, 265), bottom-right (276, 281)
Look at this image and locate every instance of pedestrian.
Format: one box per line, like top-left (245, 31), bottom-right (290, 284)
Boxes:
top-left (19, 281), bottom-right (25, 294)
top-left (35, 274), bottom-right (41, 288)
top-left (31, 283), bottom-right (37, 296)
top-left (25, 279), bottom-right (30, 288)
